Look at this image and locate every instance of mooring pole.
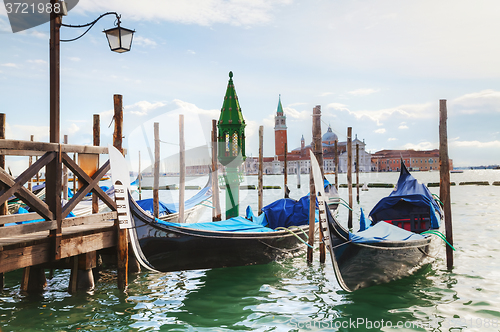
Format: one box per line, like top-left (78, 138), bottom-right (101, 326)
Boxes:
top-left (258, 126), bottom-right (264, 215)
top-left (284, 143), bottom-right (288, 197)
top-left (439, 99), bottom-right (454, 270)
top-left (153, 122), bottom-right (160, 220)
top-left (347, 127), bottom-right (353, 230)
top-left (356, 142), bottom-right (360, 203)
top-left (62, 135), bottom-right (68, 200)
top-left (211, 120), bottom-right (221, 221)
top-left (179, 115), bottom-right (185, 223)
top-left (92, 115), bottom-right (100, 214)
top-left (113, 94), bottom-right (128, 291)
top-left (138, 151), bottom-right (142, 200)
top-left (307, 169), bottom-right (315, 264)
top-left (297, 161), bottom-right (301, 189)
top-left (312, 105), bottom-right (325, 263)
top-left (334, 140), bottom-right (338, 190)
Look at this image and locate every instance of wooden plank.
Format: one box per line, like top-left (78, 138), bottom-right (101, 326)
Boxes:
top-left (0, 212), bottom-right (41, 225)
top-left (60, 229), bottom-right (115, 259)
top-left (0, 140), bottom-right (108, 154)
top-left (0, 242), bottom-right (51, 274)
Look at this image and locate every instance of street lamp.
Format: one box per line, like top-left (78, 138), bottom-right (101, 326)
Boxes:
top-left (46, 1), bottom-right (134, 242)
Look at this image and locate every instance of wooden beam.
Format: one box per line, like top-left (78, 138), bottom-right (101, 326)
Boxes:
top-left (347, 127), bottom-right (353, 229)
top-left (312, 105), bottom-right (325, 263)
top-left (0, 140), bottom-right (109, 155)
top-left (0, 151), bottom-right (55, 206)
top-left (153, 122), bottom-right (160, 219)
top-left (258, 126), bottom-right (263, 215)
top-left (61, 155), bottom-right (116, 213)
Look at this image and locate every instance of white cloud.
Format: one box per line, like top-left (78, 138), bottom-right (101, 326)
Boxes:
top-left (1, 63), bottom-right (19, 68)
top-left (319, 92), bottom-right (334, 97)
top-left (374, 128), bottom-right (386, 134)
top-left (348, 88), bottom-right (380, 96)
top-left (74, 0), bottom-right (292, 26)
top-left (126, 101), bottom-right (168, 116)
top-left (64, 123), bottom-right (80, 135)
top-left (451, 140), bottom-right (500, 149)
top-left (186, 50), bottom-right (196, 55)
top-left (27, 59), bottom-right (47, 65)
top-left (9, 124), bottom-right (49, 141)
top-left (451, 89), bottom-right (500, 114)
top-left (68, 57), bottom-right (81, 62)
top-left (388, 137), bottom-right (397, 141)
top-left (134, 36), bottom-right (157, 48)
top-left (284, 107), bottom-right (310, 120)
top-left (403, 141), bottom-right (436, 150)
top-left (398, 122), bottom-right (409, 129)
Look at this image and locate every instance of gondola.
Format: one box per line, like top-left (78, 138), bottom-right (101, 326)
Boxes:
top-left (311, 152), bottom-right (444, 292)
top-left (128, 193), bottom-right (312, 272)
top-left (107, 145), bottom-right (314, 273)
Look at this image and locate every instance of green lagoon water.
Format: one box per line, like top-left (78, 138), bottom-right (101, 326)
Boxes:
top-left (1, 170), bottom-right (499, 331)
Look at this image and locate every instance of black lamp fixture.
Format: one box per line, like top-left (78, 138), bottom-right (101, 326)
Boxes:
top-left (103, 17), bottom-right (135, 53)
top-left (61, 11), bottom-right (135, 53)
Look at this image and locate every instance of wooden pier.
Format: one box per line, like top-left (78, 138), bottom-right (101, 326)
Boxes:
top-left (0, 95), bottom-right (132, 293)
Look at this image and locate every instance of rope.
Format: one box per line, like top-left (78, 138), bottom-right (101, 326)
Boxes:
top-left (275, 226), bottom-right (313, 249)
top-left (432, 194), bottom-right (444, 207)
top-left (421, 230), bottom-right (456, 251)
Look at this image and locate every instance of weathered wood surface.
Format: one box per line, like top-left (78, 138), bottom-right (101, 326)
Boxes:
top-left (0, 140), bottom-right (109, 155)
top-left (347, 127), bottom-right (353, 229)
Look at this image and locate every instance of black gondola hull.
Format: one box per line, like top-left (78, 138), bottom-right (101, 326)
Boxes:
top-left (326, 210), bottom-right (440, 292)
top-left (130, 196), bottom-right (309, 272)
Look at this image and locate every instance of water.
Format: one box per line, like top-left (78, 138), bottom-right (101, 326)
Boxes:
top-left (1, 170), bottom-right (500, 331)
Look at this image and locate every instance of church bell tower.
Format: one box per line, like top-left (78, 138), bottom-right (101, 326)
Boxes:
top-left (274, 95), bottom-right (287, 157)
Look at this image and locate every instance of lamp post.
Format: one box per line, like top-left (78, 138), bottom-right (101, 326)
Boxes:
top-left (217, 71), bottom-right (246, 219)
top-left (46, 0), bottom-right (134, 258)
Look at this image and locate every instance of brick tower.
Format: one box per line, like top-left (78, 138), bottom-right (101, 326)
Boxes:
top-left (274, 95), bottom-right (287, 157)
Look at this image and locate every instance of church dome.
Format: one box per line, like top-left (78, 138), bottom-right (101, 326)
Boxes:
top-left (322, 126), bottom-right (338, 142)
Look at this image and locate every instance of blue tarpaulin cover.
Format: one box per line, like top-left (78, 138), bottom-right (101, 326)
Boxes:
top-left (368, 162), bottom-right (441, 229)
top-left (136, 186), bottom-right (212, 215)
top-left (349, 221), bottom-right (426, 243)
top-left (156, 217), bottom-right (274, 233)
top-left (261, 195), bottom-right (311, 229)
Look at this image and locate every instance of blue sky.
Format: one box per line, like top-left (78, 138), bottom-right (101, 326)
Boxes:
top-left (1, 0), bottom-right (500, 174)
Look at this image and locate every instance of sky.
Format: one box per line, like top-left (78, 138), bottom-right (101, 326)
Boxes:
top-left (1, 0), bottom-right (500, 175)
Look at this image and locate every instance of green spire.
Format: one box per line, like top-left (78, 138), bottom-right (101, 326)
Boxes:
top-left (219, 71), bottom-right (245, 125)
top-left (277, 94), bottom-right (284, 116)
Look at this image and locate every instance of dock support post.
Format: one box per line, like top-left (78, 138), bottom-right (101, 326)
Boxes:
top-left (307, 169), bottom-right (315, 264)
top-left (21, 266), bottom-right (46, 293)
top-left (113, 94), bottom-right (128, 291)
top-left (138, 151), bottom-right (142, 200)
top-left (28, 135), bottom-right (34, 191)
top-left (258, 126), bottom-right (264, 215)
top-left (439, 99), bottom-right (454, 270)
top-left (212, 120), bottom-right (221, 221)
top-left (347, 127), bottom-right (353, 230)
top-left (179, 115), bottom-right (185, 223)
top-left (153, 122), bottom-right (160, 220)
top-left (312, 105), bottom-right (325, 263)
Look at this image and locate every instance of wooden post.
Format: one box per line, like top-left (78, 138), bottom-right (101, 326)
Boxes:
top-left (334, 140), bottom-right (338, 190)
top-left (92, 115), bottom-right (99, 214)
top-left (258, 126), bottom-right (264, 215)
top-left (0, 114), bottom-right (6, 289)
top-left (312, 105), bottom-right (325, 263)
top-left (439, 99), bottom-right (454, 270)
top-left (113, 94), bottom-right (128, 291)
top-left (347, 127), bottom-right (353, 230)
top-left (153, 122), bottom-right (160, 220)
top-left (179, 115), bottom-right (185, 223)
top-left (28, 135), bottom-right (34, 191)
top-left (72, 153), bottom-right (76, 193)
top-left (212, 120), bottom-right (221, 221)
top-left (284, 143), bottom-right (288, 197)
top-left (138, 151), bottom-right (142, 200)
top-left (356, 143), bottom-right (360, 203)
top-left (307, 170), bottom-right (315, 264)
top-left (297, 161), bottom-right (301, 189)
top-left (62, 135), bottom-right (68, 200)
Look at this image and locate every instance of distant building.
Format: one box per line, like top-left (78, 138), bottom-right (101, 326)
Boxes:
top-left (371, 149), bottom-right (453, 171)
top-left (244, 97), bottom-right (372, 175)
